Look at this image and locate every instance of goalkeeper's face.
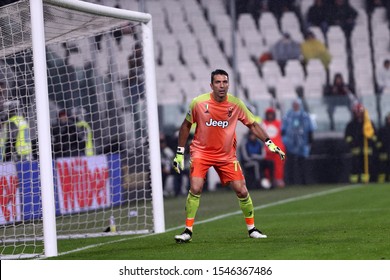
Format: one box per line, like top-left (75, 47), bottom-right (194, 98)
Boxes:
top-left (210, 74), bottom-right (229, 102)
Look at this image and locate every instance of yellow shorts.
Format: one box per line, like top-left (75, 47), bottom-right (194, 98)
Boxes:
top-left (190, 157), bottom-right (245, 185)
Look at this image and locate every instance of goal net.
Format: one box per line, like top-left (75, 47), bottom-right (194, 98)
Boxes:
top-left (0, 0), bottom-right (164, 259)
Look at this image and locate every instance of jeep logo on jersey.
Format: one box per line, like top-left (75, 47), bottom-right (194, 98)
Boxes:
top-left (205, 118), bottom-right (229, 128)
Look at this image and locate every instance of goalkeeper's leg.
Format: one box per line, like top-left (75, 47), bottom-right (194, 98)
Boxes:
top-left (174, 175), bottom-right (205, 243)
top-left (174, 190), bottom-right (200, 243)
top-left (232, 180), bottom-right (267, 239)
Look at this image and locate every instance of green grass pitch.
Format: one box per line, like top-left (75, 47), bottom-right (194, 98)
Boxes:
top-left (50, 183), bottom-right (390, 260)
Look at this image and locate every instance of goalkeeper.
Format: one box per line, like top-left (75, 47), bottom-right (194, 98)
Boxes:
top-left (173, 69), bottom-right (285, 243)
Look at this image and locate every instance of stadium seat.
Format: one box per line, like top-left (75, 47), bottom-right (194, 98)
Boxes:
top-left (199, 37), bottom-right (230, 68)
top-left (238, 13), bottom-right (258, 35)
top-left (280, 11), bottom-right (300, 30)
top-left (304, 75), bottom-right (325, 99)
top-left (372, 23), bottom-right (390, 43)
top-left (326, 25), bottom-right (346, 48)
top-left (300, 0), bottom-right (314, 19)
top-left (158, 81), bottom-right (187, 105)
top-left (189, 15), bottom-right (214, 38)
top-left (351, 24), bottom-right (370, 45)
top-left (181, 0), bottom-right (203, 17)
top-left (190, 63), bottom-right (211, 83)
top-left (354, 67), bottom-right (375, 96)
top-left (263, 30), bottom-right (283, 48)
top-left (203, 0), bottom-right (227, 27)
top-left (309, 26), bottom-right (325, 44)
top-left (275, 76), bottom-right (298, 100)
top-left (238, 14), bottom-right (265, 57)
top-left (285, 59), bottom-right (305, 88)
top-left (351, 40), bottom-right (371, 61)
top-left (373, 42), bottom-right (390, 69)
top-left (261, 60), bottom-right (283, 90)
top-left (349, 0), bottom-right (365, 10)
top-left (243, 77), bottom-right (272, 102)
top-left (239, 61), bottom-right (267, 100)
top-left (213, 14), bottom-right (234, 58)
top-left (328, 40), bottom-right (348, 65)
top-left (379, 93), bottom-right (390, 120)
top-left (371, 7), bottom-right (388, 28)
top-left (172, 64), bottom-right (195, 83)
top-left (280, 12), bottom-right (303, 42)
top-left (236, 44), bottom-right (254, 66)
top-left (242, 31), bottom-right (265, 58)
top-left (258, 12), bottom-right (281, 47)
top-left (259, 12), bottom-right (278, 31)
top-left (306, 59), bottom-right (327, 86)
top-left (355, 8), bottom-right (369, 27)
top-left (177, 32), bottom-right (204, 66)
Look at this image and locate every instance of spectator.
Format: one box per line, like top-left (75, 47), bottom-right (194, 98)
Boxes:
top-left (282, 99), bottom-right (315, 185)
top-left (51, 109), bottom-right (84, 159)
top-left (2, 100), bottom-right (32, 161)
top-left (71, 106), bottom-right (94, 156)
top-left (261, 107), bottom-right (286, 188)
top-left (306, 0), bottom-right (330, 34)
top-left (160, 132), bottom-right (175, 195)
top-left (0, 60), bottom-right (15, 110)
top-left (376, 112), bottom-right (390, 182)
top-left (366, 0), bottom-right (385, 14)
top-left (269, 32), bottom-right (302, 74)
top-left (123, 43), bottom-right (145, 141)
top-left (267, 0), bottom-right (302, 22)
top-left (239, 130), bottom-right (275, 189)
top-left (233, 0), bottom-right (266, 21)
top-left (344, 103), bottom-right (377, 183)
top-left (124, 42), bottom-right (144, 105)
top-left (301, 30), bottom-right (331, 69)
top-left (376, 59), bottom-right (390, 94)
top-left (0, 77), bottom-right (6, 130)
top-left (325, 72), bottom-right (357, 131)
top-left (328, 0), bottom-right (358, 40)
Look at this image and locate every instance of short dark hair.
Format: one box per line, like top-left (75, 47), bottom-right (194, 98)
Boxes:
top-left (211, 69), bottom-right (229, 83)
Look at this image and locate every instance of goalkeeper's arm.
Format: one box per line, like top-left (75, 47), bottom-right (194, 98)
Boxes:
top-left (173, 119), bottom-right (192, 174)
top-left (248, 121), bottom-right (286, 160)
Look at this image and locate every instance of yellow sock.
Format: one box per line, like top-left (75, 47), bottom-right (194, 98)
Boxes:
top-left (238, 194), bottom-right (255, 230)
top-left (185, 191), bottom-right (200, 231)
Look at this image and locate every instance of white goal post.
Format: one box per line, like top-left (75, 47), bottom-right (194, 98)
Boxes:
top-left (0, 0), bottom-right (164, 259)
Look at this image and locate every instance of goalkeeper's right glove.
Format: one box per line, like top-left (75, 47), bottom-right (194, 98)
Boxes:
top-left (172, 147), bottom-right (185, 174)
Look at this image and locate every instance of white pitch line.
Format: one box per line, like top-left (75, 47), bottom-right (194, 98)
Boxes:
top-left (51, 184), bottom-right (363, 258)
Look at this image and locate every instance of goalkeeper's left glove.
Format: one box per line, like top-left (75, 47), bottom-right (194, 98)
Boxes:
top-left (265, 138), bottom-right (286, 160)
top-left (172, 147), bottom-right (185, 174)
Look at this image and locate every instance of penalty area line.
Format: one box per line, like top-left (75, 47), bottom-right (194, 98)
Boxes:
top-left (51, 184), bottom-right (363, 259)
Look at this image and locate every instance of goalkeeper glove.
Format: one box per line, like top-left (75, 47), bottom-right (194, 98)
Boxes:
top-left (173, 147), bottom-right (185, 174)
top-left (265, 138), bottom-right (286, 160)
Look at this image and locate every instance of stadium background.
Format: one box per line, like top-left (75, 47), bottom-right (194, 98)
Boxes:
top-left (2, 0), bottom-right (389, 186)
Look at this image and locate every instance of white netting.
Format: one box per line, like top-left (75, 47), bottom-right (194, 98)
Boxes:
top-left (0, 0), bottom-right (158, 259)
